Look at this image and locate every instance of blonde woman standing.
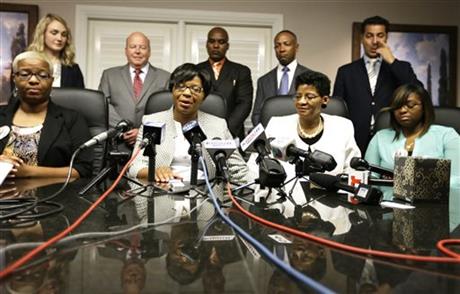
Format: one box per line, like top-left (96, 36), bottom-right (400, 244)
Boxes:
top-left (28, 13), bottom-right (84, 88)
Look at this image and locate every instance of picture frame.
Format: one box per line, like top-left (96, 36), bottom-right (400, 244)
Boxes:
top-left (0, 3), bottom-right (38, 104)
top-left (352, 22), bottom-right (458, 107)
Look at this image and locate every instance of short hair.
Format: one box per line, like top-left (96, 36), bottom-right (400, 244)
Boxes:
top-left (361, 15), bottom-right (390, 34)
top-left (274, 30), bottom-right (298, 43)
top-left (386, 83), bottom-right (435, 140)
top-left (12, 51), bottom-right (53, 73)
top-left (207, 27), bottom-right (229, 42)
top-left (168, 63), bottom-right (212, 97)
top-left (28, 13), bottom-right (76, 65)
top-left (295, 71), bottom-right (331, 97)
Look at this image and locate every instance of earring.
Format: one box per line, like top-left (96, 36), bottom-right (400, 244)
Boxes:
top-left (12, 86), bottom-right (18, 98)
top-left (321, 103), bottom-right (327, 109)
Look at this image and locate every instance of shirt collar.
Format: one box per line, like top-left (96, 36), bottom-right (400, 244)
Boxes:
top-left (363, 55), bottom-right (382, 65)
top-left (278, 59), bottom-right (298, 72)
top-left (208, 57), bottom-right (226, 67)
top-left (129, 63), bottom-right (150, 74)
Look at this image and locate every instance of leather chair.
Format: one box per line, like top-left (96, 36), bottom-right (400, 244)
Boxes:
top-left (259, 95), bottom-right (349, 127)
top-left (374, 106), bottom-right (460, 134)
top-left (144, 90), bottom-right (227, 118)
top-left (50, 88), bottom-right (108, 174)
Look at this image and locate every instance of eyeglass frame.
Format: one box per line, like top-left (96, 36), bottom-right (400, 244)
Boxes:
top-left (396, 102), bottom-right (422, 111)
top-left (174, 83), bottom-right (204, 95)
top-left (293, 93), bottom-right (322, 101)
top-left (14, 70), bottom-right (53, 81)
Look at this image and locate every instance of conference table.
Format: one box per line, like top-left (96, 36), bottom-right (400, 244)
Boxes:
top-left (1, 176), bottom-right (459, 293)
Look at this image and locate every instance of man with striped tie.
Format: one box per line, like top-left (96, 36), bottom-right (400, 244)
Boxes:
top-left (333, 16), bottom-right (421, 154)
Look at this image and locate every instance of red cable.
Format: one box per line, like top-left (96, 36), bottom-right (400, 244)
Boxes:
top-left (437, 239), bottom-right (460, 258)
top-left (0, 148), bottom-right (142, 280)
top-left (226, 185), bottom-right (460, 264)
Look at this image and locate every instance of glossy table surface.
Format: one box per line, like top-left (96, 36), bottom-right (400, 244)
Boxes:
top-left (1, 177), bottom-right (459, 293)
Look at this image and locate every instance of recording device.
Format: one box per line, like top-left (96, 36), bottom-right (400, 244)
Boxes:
top-left (79, 120), bottom-right (130, 149)
top-left (350, 157), bottom-right (394, 178)
top-left (203, 138), bottom-right (237, 182)
top-left (270, 137), bottom-right (337, 173)
top-left (310, 173), bottom-right (382, 204)
top-left (241, 124), bottom-right (286, 188)
top-left (182, 120), bottom-right (207, 154)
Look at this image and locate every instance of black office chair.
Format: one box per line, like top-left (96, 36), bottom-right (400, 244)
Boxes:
top-left (144, 90), bottom-right (227, 118)
top-left (259, 95), bottom-right (349, 127)
top-left (50, 87), bottom-right (108, 174)
top-left (374, 106), bottom-right (460, 134)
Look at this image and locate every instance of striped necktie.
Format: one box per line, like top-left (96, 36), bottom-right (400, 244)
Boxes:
top-left (133, 69), bottom-right (143, 100)
top-left (278, 66), bottom-right (290, 95)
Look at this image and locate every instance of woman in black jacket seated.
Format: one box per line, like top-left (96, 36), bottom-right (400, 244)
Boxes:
top-left (0, 51), bottom-right (92, 178)
top-left (28, 13), bottom-right (84, 88)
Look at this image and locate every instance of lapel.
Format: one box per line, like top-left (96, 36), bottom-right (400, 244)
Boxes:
top-left (37, 102), bottom-right (63, 163)
top-left (267, 68), bottom-right (278, 96)
top-left (153, 108), bottom-right (177, 167)
top-left (373, 61), bottom-right (387, 96)
top-left (358, 58), bottom-right (373, 96)
top-left (289, 65), bottom-right (304, 94)
top-left (121, 64), bottom-right (134, 99)
top-left (0, 100), bottom-right (18, 152)
top-left (215, 59), bottom-right (230, 87)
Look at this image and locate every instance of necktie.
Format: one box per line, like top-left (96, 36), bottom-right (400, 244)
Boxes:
top-left (278, 66), bottom-right (290, 95)
top-left (368, 60), bottom-right (378, 95)
top-left (133, 69), bottom-right (143, 100)
top-left (212, 62), bottom-right (221, 80)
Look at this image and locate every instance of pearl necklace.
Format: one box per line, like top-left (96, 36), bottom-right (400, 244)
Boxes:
top-left (298, 118), bottom-right (323, 139)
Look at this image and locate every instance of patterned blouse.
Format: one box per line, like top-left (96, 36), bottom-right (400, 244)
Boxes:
top-left (3, 124), bottom-right (43, 166)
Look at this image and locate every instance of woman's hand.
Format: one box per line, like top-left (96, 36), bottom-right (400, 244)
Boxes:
top-left (155, 166), bottom-right (182, 183)
top-left (0, 154), bottom-right (24, 178)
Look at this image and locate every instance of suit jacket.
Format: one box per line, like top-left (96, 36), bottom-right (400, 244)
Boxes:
top-left (197, 59), bottom-right (253, 139)
top-left (98, 63), bottom-right (170, 128)
top-left (251, 63), bottom-right (310, 126)
top-left (333, 58), bottom-right (420, 153)
top-left (0, 99), bottom-right (93, 177)
top-left (128, 108), bottom-right (250, 184)
top-left (61, 64), bottom-right (85, 88)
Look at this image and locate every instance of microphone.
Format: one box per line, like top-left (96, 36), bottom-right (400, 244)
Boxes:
top-left (240, 123), bottom-right (270, 157)
top-left (79, 120), bottom-right (130, 149)
top-left (350, 157), bottom-right (394, 178)
top-left (310, 173), bottom-right (382, 204)
top-left (271, 137), bottom-right (337, 172)
top-left (182, 120), bottom-right (207, 154)
top-left (241, 124), bottom-right (286, 188)
top-left (143, 121), bottom-right (165, 145)
top-left (203, 137), bottom-right (237, 182)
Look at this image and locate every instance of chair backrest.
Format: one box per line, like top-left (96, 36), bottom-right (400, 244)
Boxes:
top-left (144, 90), bottom-right (227, 118)
top-left (51, 87), bottom-right (108, 174)
top-left (259, 95), bottom-right (349, 127)
top-left (375, 106), bottom-right (460, 134)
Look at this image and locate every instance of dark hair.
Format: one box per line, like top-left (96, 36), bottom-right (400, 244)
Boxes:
top-left (274, 30), bottom-right (298, 43)
top-left (295, 71), bottom-right (331, 97)
top-left (168, 63), bottom-right (211, 97)
top-left (385, 83), bottom-right (435, 140)
top-left (361, 15), bottom-right (390, 34)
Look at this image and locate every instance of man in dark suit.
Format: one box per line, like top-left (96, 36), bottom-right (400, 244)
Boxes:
top-left (333, 16), bottom-right (420, 153)
top-left (99, 32), bottom-right (170, 147)
top-left (251, 30), bottom-right (311, 126)
top-left (197, 27), bottom-right (253, 140)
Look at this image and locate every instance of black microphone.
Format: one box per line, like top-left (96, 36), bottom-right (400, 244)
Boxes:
top-left (350, 157), bottom-right (394, 177)
top-left (241, 124), bottom-right (286, 188)
top-left (271, 137), bottom-right (337, 172)
top-left (79, 120), bottom-right (130, 149)
top-left (203, 137), bottom-right (237, 182)
top-left (143, 121), bottom-right (165, 145)
top-left (182, 120), bottom-right (207, 154)
top-left (310, 173), bottom-right (382, 204)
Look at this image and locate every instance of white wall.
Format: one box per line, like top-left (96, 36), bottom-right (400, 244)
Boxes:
top-left (15, 0), bottom-right (460, 105)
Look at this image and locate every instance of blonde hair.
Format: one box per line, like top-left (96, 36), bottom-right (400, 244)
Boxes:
top-left (27, 13), bottom-right (76, 65)
top-left (12, 51), bottom-right (53, 73)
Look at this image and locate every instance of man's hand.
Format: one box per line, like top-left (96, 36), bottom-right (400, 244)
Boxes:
top-left (376, 40), bottom-right (395, 64)
top-left (122, 128), bottom-right (139, 145)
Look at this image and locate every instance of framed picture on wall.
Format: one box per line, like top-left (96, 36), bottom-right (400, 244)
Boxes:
top-left (0, 3), bottom-right (38, 104)
top-left (352, 22), bottom-right (458, 107)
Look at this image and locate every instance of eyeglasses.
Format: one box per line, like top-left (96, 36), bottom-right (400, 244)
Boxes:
top-left (294, 93), bottom-right (321, 101)
top-left (174, 84), bottom-right (203, 95)
top-left (15, 70), bottom-right (52, 81)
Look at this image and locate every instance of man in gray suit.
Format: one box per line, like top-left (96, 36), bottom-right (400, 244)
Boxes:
top-left (99, 32), bottom-right (170, 147)
top-left (251, 30), bottom-right (311, 126)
